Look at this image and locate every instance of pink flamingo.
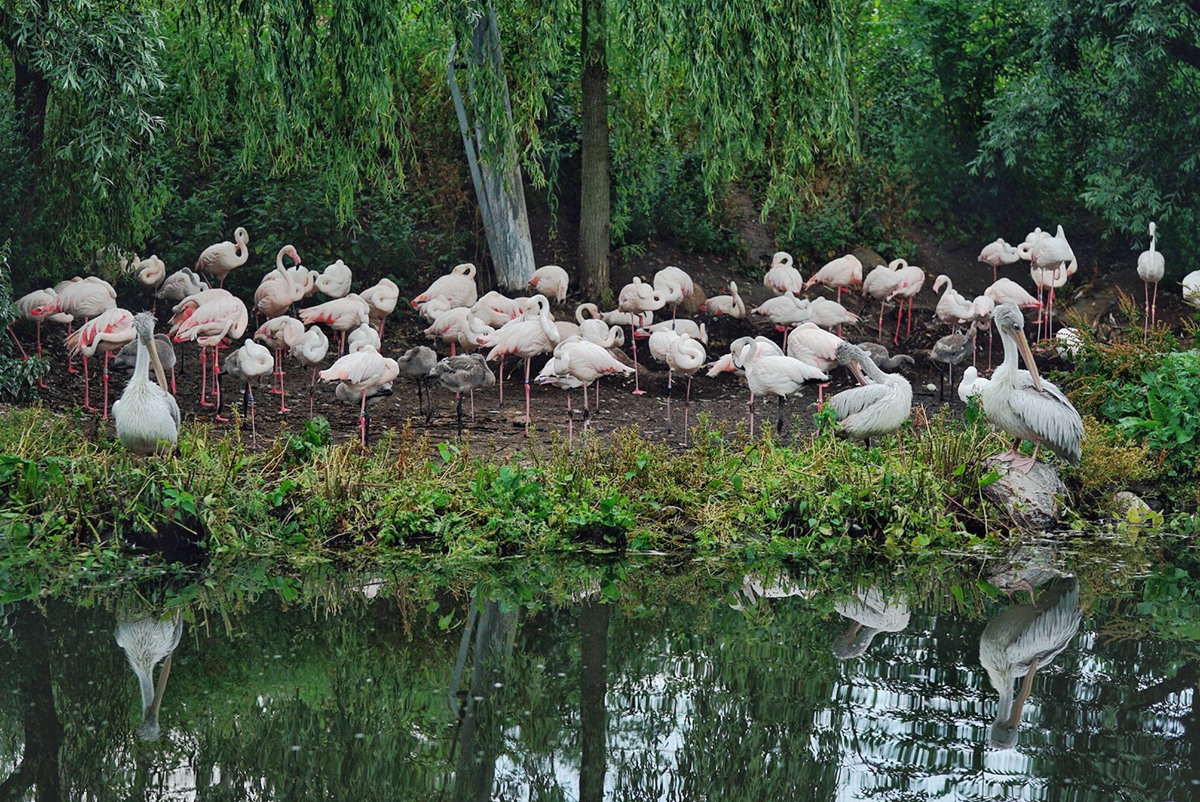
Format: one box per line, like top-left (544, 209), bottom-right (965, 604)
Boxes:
top-left (1137, 221), bottom-right (1165, 339)
top-left (32, 276), bottom-right (116, 379)
top-left (361, 278), bottom-right (399, 339)
top-left (299, 294), bottom-right (370, 356)
top-left (66, 308), bottom-right (136, 417)
top-left (254, 316), bottom-right (305, 411)
top-left (319, 344), bottom-right (400, 446)
top-left (701, 281), bottom-right (746, 318)
top-left (617, 278), bottom-right (666, 394)
top-left (481, 294), bottom-right (560, 434)
top-left (885, 262), bottom-right (925, 343)
top-left (537, 337), bottom-right (634, 440)
top-left (665, 333), bottom-right (706, 444)
top-left (978, 238), bottom-right (1021, 284)
top-left (411, 262), bottom-right (478, 310)
top-left (862, 261), bottom-right (904, 337)
top-left (785, 322), bottom-right (844, 408)
top-left (171, 290), bottom-right (249, 416)
top-left (289, 326), bottom-right (330, 416)
top-left (528, 265), bottom-right (569, 302)
top-left (739, 339), bottom-right (829, 437)
top-left (653, 266), bottom-right (695, 322)
top-left (764, 251), bottom-right (804, 296)
top-left (804, 253), bottom-right (863, 304)
top-left (315, 259), bottom-right (353, 298)
top-left (195, 227), bottom-right (250, 288)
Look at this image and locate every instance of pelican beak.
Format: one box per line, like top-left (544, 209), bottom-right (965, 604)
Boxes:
top-left (1005, 657), bottom-right (1039, 729)
top-left (147, 335), bottom-right (171, 393)
top-left (1014, 326), bottom-right (1043, 392)
top-left (848, 361), bottom-right (868, 386)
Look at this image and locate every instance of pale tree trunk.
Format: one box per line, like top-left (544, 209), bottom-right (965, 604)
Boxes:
top-left (448, 4), bottom-right (536, 292)
top-left (579, 0), bottom-right (611, 301)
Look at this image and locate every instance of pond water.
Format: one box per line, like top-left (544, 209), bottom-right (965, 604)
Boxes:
top-left (0, 556), bottom-right (1197, 801)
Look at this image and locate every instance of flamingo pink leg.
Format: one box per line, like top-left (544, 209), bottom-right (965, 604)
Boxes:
top-left (566, 387), bottom-right (574, 444)
top-left (82, 354), bottom-right (96, 412)
top-left (450, 341), bottom-right (456, 357)
top-left (1144, 280), bottom-right (1151, 341)
top-left (6, 327), bottom-right (28, 360)
top-left (1151, 282), bottom-right (1159, 328)
top-left (309, 367), bottom-right (318, 416)
top-left (906, 297), bottom-right (915, 339)
top-left (359, 390), bottom-right (368, 447)
top-left (101, 352), bottom-right (111, 420)
top-left (523, 357), bottom-right (532, 436)
top-left (892, 303), bottom-right (903, 346)
top-left (67, 323), bottom-right (78, 373)
top-left (278, 354), bottom-right (290, 413)
top-left (665, 370), bottom-right (674, 437)
top-left (171, 367), bottom-right (177, 396)
top-left (497, 356), bottom-right (505, 406)
top-left (199, 346), bottom-right (212, 406)
top-left (631, 318), bottom-right (645, 395)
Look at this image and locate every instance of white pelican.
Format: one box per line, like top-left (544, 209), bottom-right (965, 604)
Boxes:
top-left (114, 610), bottom-right (183, 740)
top-left (112, 313), bottom-right (180, 455)
top-left (979, 304), bottom-right (1084, 472)
top-left (979, 575), bottom-right (1081, 749)
top-left (828, 342), bottom-right (912, 442)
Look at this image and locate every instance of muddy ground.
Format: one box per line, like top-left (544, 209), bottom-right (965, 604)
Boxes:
top-left (8, 224), bottom-right (1188, 456)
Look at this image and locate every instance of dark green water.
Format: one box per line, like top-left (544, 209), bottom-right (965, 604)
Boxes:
top-left (0, 558), bottom-right (1197, 801)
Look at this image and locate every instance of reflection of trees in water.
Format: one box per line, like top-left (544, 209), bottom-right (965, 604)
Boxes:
top-left (0, 603), bottom-right (62, 802)
top-left (0, 572), bottom-right (1199, 800)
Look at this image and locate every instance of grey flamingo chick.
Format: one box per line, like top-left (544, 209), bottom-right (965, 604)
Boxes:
top-left (930, 329), bottom-right (974, 401)
top-left (397, 345), bottom-right (438, 421)
top-left (113, 331), bottom-right (178, 396)
top-left (431, 353), bottom-right (496, 436)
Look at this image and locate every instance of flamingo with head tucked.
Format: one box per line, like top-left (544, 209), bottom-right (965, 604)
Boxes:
top-left (665, 333), bottom-right (706, 444)
top-left (316, 259), bottom-right (353, 299)
top-left (222, 339), bottom-right (274, 445)
top-left (978, 238), bottom-right (1021, 284)
top-left (653, 266), bottom-right (695, 322)
top-left (254, 315), bottom-right (305, 411)
top-left (411, 262), bottom-right (478, 311)
top-left (299, 294), bottom-right (370, 356)
top-left (319, 344), bottom-right (399, 446)
top-left (701, 281), bottom-right (745, 318)
top-left (617, 277), bottom-right (666, 395)
top-left (171, 289), bottom-right (249, 416)
top-left (529, 264), bottom-right (569, 302)
top-left (361, 278), bottom-right (400, 339)
top-left (289, 325), bottom-right (330, 416)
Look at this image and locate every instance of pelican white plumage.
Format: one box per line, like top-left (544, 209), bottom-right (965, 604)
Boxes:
top-left (831, 586), bottom-right (910, 659)
top-left (114, 610), bottom-right (184, 741)
top-left (980, 304), bottom-right (1084, 472)
top-left (828, 342), bottom-right (912, 441)
top-left (113, 333), bottom-right (178, 396)
top-left (1137, 222), bottom-right (1165, 337)
top-left (112, 313), bottom-right (180, 455)
top-left (979, 575), bottom-right (1081, 749)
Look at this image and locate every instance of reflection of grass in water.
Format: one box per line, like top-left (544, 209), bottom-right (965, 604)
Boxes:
top-left (0, 404), bottom-right (1174, 605)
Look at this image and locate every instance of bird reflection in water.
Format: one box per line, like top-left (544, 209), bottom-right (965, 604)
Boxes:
top-left (114, 609), bottom-right (184, 741)
top-left (727, 572), bottom-right (813, 611)
top-left (979, 574), bottom-right (1081, 749)
top-left (831, 586), bottom-right (911, 659)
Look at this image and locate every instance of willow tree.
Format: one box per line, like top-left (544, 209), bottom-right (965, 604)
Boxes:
top-left (495, 0), bottom-right (859, 292)
top-left (0, 1), bottom-right (166, 266)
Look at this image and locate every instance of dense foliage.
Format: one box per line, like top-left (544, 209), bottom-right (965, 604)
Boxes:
top-left (3, 0), bottom-right (1192, 293)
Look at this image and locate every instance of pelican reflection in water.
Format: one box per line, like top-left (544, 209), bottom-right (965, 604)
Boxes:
top-left (115, 609), bottom-right (184, 740)
top-left (979, 575), bottom-right (1081, 749)
top-left (832, 586), bottom-right (911, 659)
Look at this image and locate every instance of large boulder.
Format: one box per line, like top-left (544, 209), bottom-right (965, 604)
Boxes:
top-left (982, 456), bottom-right (1067, 530)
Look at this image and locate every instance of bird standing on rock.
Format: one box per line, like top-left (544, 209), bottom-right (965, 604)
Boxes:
top-left (979, 304), bottom-right (1084, 473)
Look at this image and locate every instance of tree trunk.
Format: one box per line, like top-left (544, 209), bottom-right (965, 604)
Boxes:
top-left (579, 0), bottom-right (611, 301)
top-left (448, 4), bottom-right (536, 292)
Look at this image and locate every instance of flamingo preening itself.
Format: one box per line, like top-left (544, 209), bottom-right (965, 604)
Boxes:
top-left (289, 325), bottom-right (330, 416)
top-left (528, 264), bottom-right (569, 302)
top-left (764, 251), bottom-right (804, 296)
top-left (617, 277), bottom-right (666, 394)
top-left (319, 344), bottom-right (400, 446)
top-left (195, 227), bottom-right (250, 288)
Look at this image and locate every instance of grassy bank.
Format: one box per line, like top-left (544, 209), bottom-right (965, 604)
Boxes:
top-left (0, 397), bottom-right (1167, 595)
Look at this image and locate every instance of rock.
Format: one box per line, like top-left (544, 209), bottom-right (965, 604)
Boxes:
top-left (982, 455), bottom-right (1067, 530)
top-left (1112, 490), bottom-right (1154, 522)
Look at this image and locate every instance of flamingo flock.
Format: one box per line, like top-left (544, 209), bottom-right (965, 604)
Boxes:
top-left (21, 218), bottom-right (1179, 475)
